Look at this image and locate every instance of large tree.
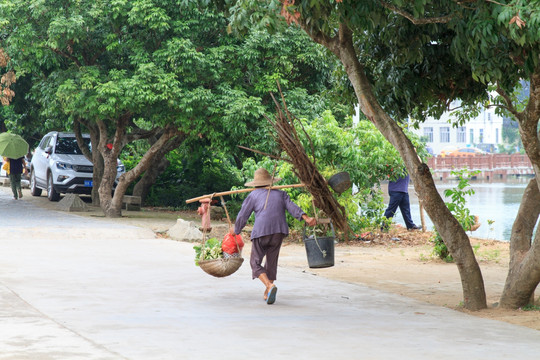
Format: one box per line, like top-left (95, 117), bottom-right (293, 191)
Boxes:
top-left (456, 1), bottom-right (540, 309)
top-left (228, 0), bottom-right (540, 310)
top-left (129, 24), bottom-right (347, 204)
top-left (356, 0), bottom-right (540, 310)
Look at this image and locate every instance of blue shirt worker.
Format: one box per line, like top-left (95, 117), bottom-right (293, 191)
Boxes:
top-left (383, 174), bottom-right (420, 231)
top-left (231, 168), bottom-right (316, 305)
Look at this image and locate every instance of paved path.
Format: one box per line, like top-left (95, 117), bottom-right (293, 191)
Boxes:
top-left (0, 188), bottom-right (539, 359)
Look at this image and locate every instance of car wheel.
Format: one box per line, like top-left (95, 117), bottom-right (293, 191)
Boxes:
top-left (30, 170), bottom-right (42, 196)
top-left (47, 172), bottom-right (60, 201)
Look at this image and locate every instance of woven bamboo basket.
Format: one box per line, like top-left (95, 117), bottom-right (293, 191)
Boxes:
top-left (196, 195), bottom-right (244, 278)
top-left (198, 256), bottom-right (244, 278)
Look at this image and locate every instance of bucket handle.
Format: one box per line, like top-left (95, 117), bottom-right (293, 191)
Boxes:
top-left (303, 219), bottom-right (334, 258)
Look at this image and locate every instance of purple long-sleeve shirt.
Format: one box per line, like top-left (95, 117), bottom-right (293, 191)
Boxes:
top-left (234, 189), bottom-right (306, 239)
top-left (388, 175), bottom-right (410, 193)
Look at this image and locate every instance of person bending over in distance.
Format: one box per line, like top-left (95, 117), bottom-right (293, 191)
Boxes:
top-left (383, 174), bottom-right (420, 231)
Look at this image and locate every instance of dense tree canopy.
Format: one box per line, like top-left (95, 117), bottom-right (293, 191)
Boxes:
top-left (0, 0), bottom-right (344, 215)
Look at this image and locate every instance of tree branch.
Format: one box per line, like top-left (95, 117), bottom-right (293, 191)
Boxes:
top-left (237, 145), bottom-right (290, 163)
top-left (113, 112), bottom-right (131, 154)
top-left (48, 47), bottom-right (82, 68)
top-left (125, 127), bottom-right (161, 142)
top-left (74, 118), bottom-right (93, 162)
top-left (496, 82), bottom-right (521, 119)
top-left (484, 0), bottom-right (508, 6)
top-left (96, 119), bottom-right (109, 151)
top-left (297, 20), bottom-right (341, 57)
top-left (526, 67), bottom-right (540, 125)
top-left (379, 0), bottom-right (453, 24)
top-left (86, 47), bottom-right (106, 66)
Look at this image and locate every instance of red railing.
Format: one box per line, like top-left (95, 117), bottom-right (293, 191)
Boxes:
top-left (427, 154), bottom-right (534, 180)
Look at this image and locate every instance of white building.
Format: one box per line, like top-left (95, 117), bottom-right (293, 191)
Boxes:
top-left (353, 102), bottom-right (504, 156)
top-left (408, 105), bottom-right (503, 156)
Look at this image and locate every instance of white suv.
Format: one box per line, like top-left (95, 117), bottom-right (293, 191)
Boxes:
top-left (30, 131), bottom-right (125, 201)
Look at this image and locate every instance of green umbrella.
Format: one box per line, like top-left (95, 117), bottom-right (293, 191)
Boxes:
top-left (0, 132), bottom-right (29, 159)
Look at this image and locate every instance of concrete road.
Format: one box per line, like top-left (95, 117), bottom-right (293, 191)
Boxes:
top-left (0, 188), bottom-right (539, 359)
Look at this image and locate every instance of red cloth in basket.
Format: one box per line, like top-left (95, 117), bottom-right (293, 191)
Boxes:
top-left (222, 233), bottom-right (244, 255)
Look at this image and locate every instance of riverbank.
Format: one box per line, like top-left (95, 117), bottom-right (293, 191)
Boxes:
top-left (391, 179), bottom-right (528, 241)
top-left (13, 187), bottom-right (540, 331)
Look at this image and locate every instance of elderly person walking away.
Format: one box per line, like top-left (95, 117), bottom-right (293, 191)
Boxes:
top-left (231, 168), bottom-right (316, 305)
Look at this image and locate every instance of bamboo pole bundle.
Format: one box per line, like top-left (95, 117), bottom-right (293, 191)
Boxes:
top-left (266, 90), bottom-right (351, 236)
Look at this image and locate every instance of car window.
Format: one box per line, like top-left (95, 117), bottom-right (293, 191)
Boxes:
top-left (39, 135), bottom-right (51, 150)
top-left (55, 137), bottom-right (92, 155)
top-left (47, 136), bottom-right (56, 148)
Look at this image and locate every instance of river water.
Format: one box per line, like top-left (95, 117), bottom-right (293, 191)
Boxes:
top-left (383, 178), bottom-right (532, 241)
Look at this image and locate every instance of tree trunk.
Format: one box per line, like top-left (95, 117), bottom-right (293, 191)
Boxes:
top-left (499, 178), bottom-right (540, 308)
top-left (132, 135), bottom-right (184, 205)
top-left (100, 153), bottom-right (122, 217)
top-left (74, 119), bottom-right (103, 206)
top-left (132, 156), bottom-right (170, 205)
top-left (91, 151), bottom-right (104, 207)
top-left (98, 118), bottom-right (181, 218)
top-left (305, 23), bottom-right (487, 310)
top-left (110, 127), bottom-right (180, 216)
top-left (97, 117), bottom-right (128, 218)
top-left (498, 68), bottom-right (540, 308)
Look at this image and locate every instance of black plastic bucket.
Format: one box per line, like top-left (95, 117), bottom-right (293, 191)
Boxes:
top-left (303, 223), bottom-right (335, 268)
top-left (328, 171), bottom-right (352, 194)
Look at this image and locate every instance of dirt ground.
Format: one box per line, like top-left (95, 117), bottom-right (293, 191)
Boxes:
top-left (13, 186), bottom-right (540, 331)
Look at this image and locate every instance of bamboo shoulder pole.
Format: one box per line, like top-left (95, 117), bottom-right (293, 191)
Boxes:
top-left (185, 183), bottom-right (306, 204)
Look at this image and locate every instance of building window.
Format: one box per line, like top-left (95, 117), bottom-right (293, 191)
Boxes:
top-left (479, 129), bottom-right (484, 143)
top-left (496, 128), bottom-right (499, 143)
top-left (424, 127), bottom-right (433, 142)
top-left (457, 127), bottom-right (466, 143)
top-left (470, 129), bottom-right (474, 144)
top-left (440, 127), bottom-right (450, 143)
